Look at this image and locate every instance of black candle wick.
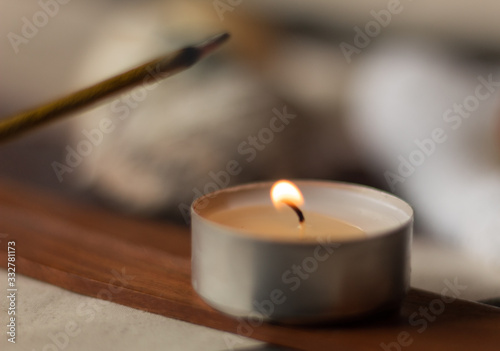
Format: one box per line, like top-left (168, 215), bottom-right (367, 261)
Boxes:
top-left (283, 201), bottom-right (305, 223)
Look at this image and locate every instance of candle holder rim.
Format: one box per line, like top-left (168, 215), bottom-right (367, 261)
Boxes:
top-left (191, 209), bottom-right (411, 245)
top-left (191, 179), bottom-right (413, 244)
top-left (193, 179), bottom-right (412, 213)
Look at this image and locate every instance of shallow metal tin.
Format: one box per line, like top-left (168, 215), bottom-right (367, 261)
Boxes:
top-left (191, 180), bottom-right (413, 324)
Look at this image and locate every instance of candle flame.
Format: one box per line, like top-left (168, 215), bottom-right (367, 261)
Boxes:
top-left (271, 180), bottom-right (304, 209)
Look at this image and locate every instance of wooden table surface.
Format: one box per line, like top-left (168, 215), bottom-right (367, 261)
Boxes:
top-left (0, 177), bottom-right (499, 351)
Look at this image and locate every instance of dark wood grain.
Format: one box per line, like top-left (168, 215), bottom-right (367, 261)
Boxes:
top-left (0, 177), bottom-right (499, 351)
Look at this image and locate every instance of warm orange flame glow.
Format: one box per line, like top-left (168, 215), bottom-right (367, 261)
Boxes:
top-left (271, 180), bottom-right (304, 209)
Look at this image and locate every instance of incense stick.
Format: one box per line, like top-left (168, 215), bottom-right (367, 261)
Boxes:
top-left (0, 32), bottom-right (230, 143)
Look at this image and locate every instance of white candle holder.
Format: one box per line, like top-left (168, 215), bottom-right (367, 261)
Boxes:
top-left (191, 180), bottom-right (413, 324)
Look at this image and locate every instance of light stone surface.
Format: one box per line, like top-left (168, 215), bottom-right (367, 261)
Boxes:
top-left (0, 271), bottom-right (263, 351)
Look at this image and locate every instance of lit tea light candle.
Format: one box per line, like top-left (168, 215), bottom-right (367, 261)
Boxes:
top-left (191, 180), bottom-right (413, 323)
top-left (207, 180), bottom-right (366, 241)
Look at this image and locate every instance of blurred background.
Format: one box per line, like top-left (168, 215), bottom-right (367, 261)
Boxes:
top-left (1, 0), bottom-right (499, 302)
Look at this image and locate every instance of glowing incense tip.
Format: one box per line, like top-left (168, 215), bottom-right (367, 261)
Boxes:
top-left (197, 32), bottom-right (231, 58)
